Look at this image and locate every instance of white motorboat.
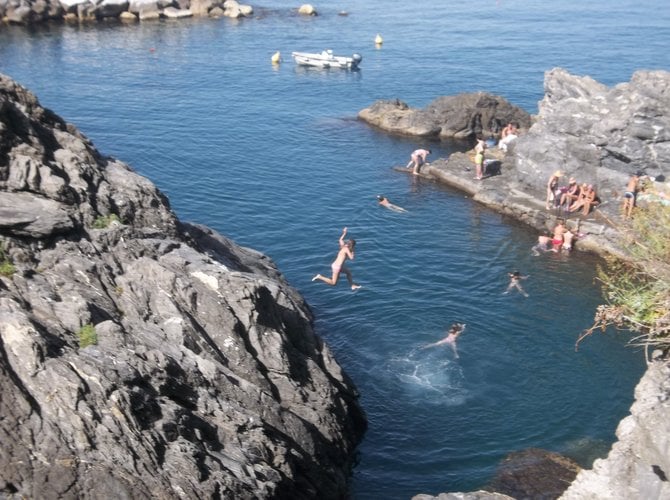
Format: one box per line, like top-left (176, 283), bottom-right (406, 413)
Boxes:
top-left (291, 50), bottom-right (362, 70)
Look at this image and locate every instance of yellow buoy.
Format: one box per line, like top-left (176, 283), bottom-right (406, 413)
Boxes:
top-left (271, 51), bottom-right (281, 64)
top-left (375, 33), bottom-right (383, 45)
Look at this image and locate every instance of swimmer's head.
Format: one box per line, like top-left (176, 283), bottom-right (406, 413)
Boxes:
top-left (377, 195), bottom-right (385, 201)
top-left (347, 239), bottom-right (356, 249)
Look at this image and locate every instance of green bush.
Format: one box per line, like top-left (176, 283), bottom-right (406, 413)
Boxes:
top-left (579, 203), bottom-right (670, 352)
top-left (93, 214), bottom-right (121, 229)
top-left (77, 324), bottom-right (98, 348)
top-left (0, 242), bottom-right (16, 277)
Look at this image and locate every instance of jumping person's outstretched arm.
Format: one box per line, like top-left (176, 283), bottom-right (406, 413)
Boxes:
top-left (339, 227), bottom-right (348, 247)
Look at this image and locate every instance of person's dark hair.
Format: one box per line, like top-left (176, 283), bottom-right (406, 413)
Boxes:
top-left (377, 195), bottom-right (385, 201)
top-left (347, 239), bottom-right (356, 249)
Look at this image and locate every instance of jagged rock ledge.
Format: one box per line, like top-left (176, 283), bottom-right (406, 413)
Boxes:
top-left (362, 69), bottom-right (670, 499)
top-left (2, 0), bottom-right (256, 24)
top-left (0, 73), bottom-right (366, 498)
top-left (2, 0), bottom-right (322, 24)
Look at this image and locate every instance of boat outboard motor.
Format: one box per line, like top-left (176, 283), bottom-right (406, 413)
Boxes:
top-left (351, 53), bottom-right (363, 66)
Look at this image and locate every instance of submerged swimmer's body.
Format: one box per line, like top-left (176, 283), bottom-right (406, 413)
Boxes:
top-left (422, 323), bottom-right (465, 358)
top-left (377, 195), bottom-right (407, 212)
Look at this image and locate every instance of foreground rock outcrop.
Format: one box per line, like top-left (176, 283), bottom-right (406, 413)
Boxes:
top-left (0, 73), bottom-right (366, 498)
top-left (561, 356), bottom-right (670, 500)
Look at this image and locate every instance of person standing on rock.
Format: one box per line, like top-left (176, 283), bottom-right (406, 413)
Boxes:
top-left (622, 171), bottom-right (642, 218)
top-left (474, 137), bottom-right (486, 180)
top-left (406, 148), bottom-right (431, 175)
top-left (312, 227), bottom-right (361, 290)
top-left (546, 170), bottom-right (563, 209)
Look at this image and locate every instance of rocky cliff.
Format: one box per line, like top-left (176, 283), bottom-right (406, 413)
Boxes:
top-left (0, 73), bottom-right (366, 499)
top-left (561, 355), bottom-right (670, 500)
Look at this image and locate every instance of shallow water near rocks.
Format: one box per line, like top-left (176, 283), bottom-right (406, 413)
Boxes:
top-left (1, 0), bottom-right (666, 496)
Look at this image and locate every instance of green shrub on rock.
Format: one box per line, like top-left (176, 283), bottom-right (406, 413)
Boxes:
top-left (579, 203), bottom-right (670, 353)
top-left (92, 214), bottom-right (121, 229)
top-left (0, 242), bottom-right (16, 277)
top-left (77, 324), bottom-right (98, 348)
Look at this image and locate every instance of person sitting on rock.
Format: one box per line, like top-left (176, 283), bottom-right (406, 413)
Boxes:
top-left (559, 178), bottom-right (581, 210)
top-left (570, 184), bottom-right (599, 216)
top-left (498, 122), bottom-right (519, 152)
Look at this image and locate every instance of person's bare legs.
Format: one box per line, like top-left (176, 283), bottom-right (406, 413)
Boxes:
top-left (312, 269), bottom-right (340, 285)
top-left (341, 266), bottom-right (361, 290)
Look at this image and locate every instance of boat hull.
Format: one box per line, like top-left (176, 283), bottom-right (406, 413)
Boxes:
top-left (291, 51), bottom-right (362, 70)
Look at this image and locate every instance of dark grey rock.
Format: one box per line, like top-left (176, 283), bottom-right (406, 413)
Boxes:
top-left (487, 448), bottom-right (581, 499)
top-left (0, 73), bottom-right (365, 499)
top-left (358, 93), bottom-right (532, 140)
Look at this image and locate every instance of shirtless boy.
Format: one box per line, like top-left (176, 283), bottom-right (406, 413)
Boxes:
top-left (622, 172), bottom-right (641, 218)
top-left (313, 227), bottom-right (361, 290)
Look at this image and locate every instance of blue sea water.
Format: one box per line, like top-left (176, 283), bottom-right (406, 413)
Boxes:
top-left (1, 0), bottom-right (668, 497)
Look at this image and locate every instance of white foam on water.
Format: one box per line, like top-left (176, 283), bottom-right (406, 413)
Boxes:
top-left (386, 347), bottom-right (468, 406)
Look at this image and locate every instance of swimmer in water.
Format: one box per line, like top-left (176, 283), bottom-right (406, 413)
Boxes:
top-left (422, 323), bottom-right (465, 358)
top-left (504, 271), bottom-right (529, 297)
top-left (377, 195), bottom-right (407, 212)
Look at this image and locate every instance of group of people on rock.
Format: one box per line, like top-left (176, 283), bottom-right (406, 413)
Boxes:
top-left (532, 218), bottom-right (577, 255)
top-left (546, 171), bottom-right (600, 216)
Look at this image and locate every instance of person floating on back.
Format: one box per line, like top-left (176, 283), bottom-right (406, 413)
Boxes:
top-left (504, 271), bottom-right (529, 297)
top-left (422, 323), bottom-right (466, 358)
top-left (377, 195), bottom-right (407, 212)
top-left (406, 148), bottom-right (431, 175)
top-left (312, 227), bottom-right (362, 290)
